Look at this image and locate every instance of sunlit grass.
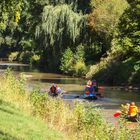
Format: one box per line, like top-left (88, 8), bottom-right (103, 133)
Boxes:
top-left (0, 100), bottom-right (63, 140)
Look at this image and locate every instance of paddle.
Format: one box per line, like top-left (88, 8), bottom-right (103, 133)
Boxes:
top-left (113, 111), bottom-right (122, 117)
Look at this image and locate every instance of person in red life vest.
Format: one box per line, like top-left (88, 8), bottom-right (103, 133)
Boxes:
top-left (50, 84), bottom-right (57, 96)
top-left (85, 80), bottom-right (94, 95)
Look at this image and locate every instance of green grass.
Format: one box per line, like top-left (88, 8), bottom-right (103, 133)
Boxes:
top-left (0, 100), bottom-right (64, 140)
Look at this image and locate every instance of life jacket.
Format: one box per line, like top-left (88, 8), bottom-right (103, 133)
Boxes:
top-left (85, 85), bottom-right (93, 95)
top-left (85, 90), bottom-right (90, 95)
top-left (50, 86), bottom-right (56, 93)
top-left (129, 105), bottom-right (138, 116)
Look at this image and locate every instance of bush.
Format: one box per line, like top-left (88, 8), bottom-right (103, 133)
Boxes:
top-left (0, 69), bottom-right (30, 112)
top-left (8, 51), bottom-right (19, 61)
top-left (30, 54), bottom-right (40, 65)
top-left (73, 61), bottom-right (87, 76)
top-left (60, 45), bottom-right (87, 76)
top-left (19, 51), bottom-right (33, 63)
top-left (60, 48), bottom-right (74, 74)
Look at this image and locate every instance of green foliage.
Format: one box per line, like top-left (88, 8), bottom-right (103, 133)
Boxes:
top-left (19, 51), bottom-right (33, 63)
top-left (74, 44), bottom-right (85, 61)
top-left (118, 0), bottom-right (140, 59)
top-left (36, 4), bottom-right (86, 47)
top-left (0, 0), bottom-right (24, 31)
top-left (4, 36), bottom-right (14, 46)
top-left (72, 45), bottom-right (87, 76)
top-left (60, 46), bottom-right (87, 76)
top-left (19, 39), bottom-right (32, 51)
top-left (60, 48), bottom-right (74, 74)
top-left (86, 0), bottom-right (140, 86)
top-left (0, 0), bottom-right (139, 84)
top-left (88, 0), bottom-right (128, 54)
top-left (35, 0), bottom-right (91, 13)
top-left (89, 0), bottom-right (128, 35)
top-left (4, 68), bottom-right (26, 95)
top-left (30, 54), bottom-right (41, 65)
top-left (0, 100), bottom-right (63, 140)
top-left (86, 44), bottom-right (140, 85)
top-left (0, 37), bottom-right (4, 45)
top-left (73, 61), bottom-right (87, 76)
top-left (8, 52), bottom-right (19, 61)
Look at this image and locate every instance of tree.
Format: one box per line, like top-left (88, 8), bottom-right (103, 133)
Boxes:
top-left (0, 0), bottom-right (24, 31)
top-left (35, 4), bottom-right (87, 69)
top-left (88, 0), bottom-right (128, 54)
top-left (118, 0), bottom-right (140, 57)
top-left (86, 0), bottom-right (140, 85)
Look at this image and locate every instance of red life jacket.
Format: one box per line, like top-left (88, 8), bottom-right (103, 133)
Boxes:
top-left (85, 86), bottom-right (90, 95)
top-left (50, 86), bottom-right (56, 93)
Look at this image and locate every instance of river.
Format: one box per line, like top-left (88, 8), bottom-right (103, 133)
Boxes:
top-left (0, 61), bottom-right (140, 123)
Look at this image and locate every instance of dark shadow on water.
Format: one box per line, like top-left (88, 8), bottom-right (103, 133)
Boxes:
top-left (0, 130), bottom-right (20, 140)
top-left (32, 78), bottom-right (86, 85)
top-left (0, 65), bottom-right (30, 72)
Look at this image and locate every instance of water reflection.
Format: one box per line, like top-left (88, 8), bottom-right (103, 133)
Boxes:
top-left (32, 78), bottom-right (86, 85)
top-left (0, 62), bottom-right (30, 72)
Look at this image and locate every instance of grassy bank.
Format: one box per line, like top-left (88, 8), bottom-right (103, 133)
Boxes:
top-left (0, 69), bottom-right (140, 140)
top-left (0, 69), bottom-right (64, 140)
top-left (0, 100), bottom-right (63, 140)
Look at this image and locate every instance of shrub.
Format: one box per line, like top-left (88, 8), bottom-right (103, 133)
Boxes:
top-left (8, 51), bottom-right (19, 61)
top-left (30, 54), bottom-right (40, 65)
top-left (60, 45), bottom-right (87, 76)
top-left (73, 61), bottom-right (87, 76)
top-left (0, 69), bottom-right (30, 112)
top-left (19, 51), bottom-right (33, 63)
top-left (60, 48), bottom-right (74, 74)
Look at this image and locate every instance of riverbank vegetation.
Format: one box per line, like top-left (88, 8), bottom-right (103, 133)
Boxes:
top-left (0, 0), bottom-right (140, 86)
top-left (0, 71), bottom-right (64, 139)
top-left (0, 70), bottom-right (140, 139)
top-left (0, 100), bottom-right (63, 140)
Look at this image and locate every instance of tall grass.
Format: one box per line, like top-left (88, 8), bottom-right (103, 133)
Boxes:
top-left (0, 69), bottom-right (140, 140)
top-left (0, 69), bottom-right (31, 112)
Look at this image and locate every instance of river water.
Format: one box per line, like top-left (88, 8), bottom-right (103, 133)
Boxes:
top-left (0, 62), bottom-right (140, 123)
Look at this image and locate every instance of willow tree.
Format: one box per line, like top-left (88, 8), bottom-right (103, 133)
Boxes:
top-left (36, 4), bottom-right (86, 69)
top-left (35, 0), bottom-right (91, 13)
top-left (35, 4), bottom-right (87, 69)
top-left (36, 5), bottom-right (86, 45)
